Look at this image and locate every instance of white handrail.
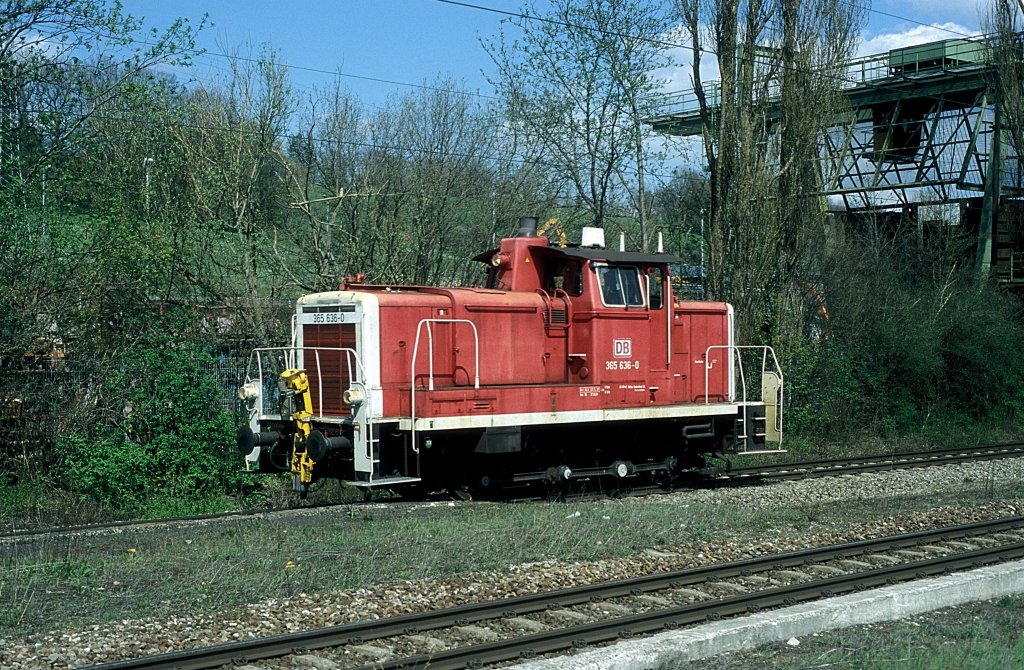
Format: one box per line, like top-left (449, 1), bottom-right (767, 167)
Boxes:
top-left (246, 345), bottom-right (369, 419)
top-left (703, 345), bottom-right (784, 406)
top-left (703, 345), bottom-right (784, 444)
top-left (311, 349), bottom-right (320, 414)
top-left (409, 318), bottom-right (481, 455)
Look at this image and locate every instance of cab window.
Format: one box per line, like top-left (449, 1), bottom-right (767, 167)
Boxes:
top-left (595, 264), bottom-right (644, 307)
top-left (546, 259), bottom-right (583, 297)
top-left (648, 267), bottom-right (664, 309)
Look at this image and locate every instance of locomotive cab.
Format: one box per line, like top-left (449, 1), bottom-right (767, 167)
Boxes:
top-left (237, 217), bottom-right (784, 496)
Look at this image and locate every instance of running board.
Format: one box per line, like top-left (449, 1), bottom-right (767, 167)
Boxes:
top-left (349, 476), bottom-right (423, 488)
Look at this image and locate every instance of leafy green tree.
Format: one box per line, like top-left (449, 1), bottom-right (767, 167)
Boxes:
top-left (0, 1), bottom-right (204, 357)
top-left (0, 2), bottom-right (206, 485)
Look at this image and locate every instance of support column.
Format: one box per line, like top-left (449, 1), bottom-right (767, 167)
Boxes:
top-left (976, 91), bottom-right (1003, 278)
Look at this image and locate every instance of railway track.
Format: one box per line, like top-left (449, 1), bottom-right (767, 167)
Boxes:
top-left (725, 441), bottom-right (1024, 482)
top-left (83, 515), bottom-right (1024, 670)
top-left (5, 441), bottom-right (1023, 543)
top-left (0, 500), bottom-right (354, 543)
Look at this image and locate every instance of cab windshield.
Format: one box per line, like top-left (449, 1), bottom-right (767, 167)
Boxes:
top-left (595, 264), bottom-right (644, 307)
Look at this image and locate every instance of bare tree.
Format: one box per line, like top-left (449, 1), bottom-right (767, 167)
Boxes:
top-left (484, 0), bottom-right (672, 248)
top-left (986, 0), bottom-right (1024, 186)
top-left (276, 78), bottom-right (548, 289)
top-left (676, 0), bottom-right (863, 339)
top-left (276, 81), bottom-right (366, 291)
top-left (175, 46), bottom-right (292, 346)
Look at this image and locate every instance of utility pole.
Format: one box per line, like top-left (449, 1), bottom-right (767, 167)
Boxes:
top-left (976, 92), bottom-right (1002, 280)
top-left (143, 157), bottom-right (155, 217)
top-left (700, 208), bottom-right (706, 300)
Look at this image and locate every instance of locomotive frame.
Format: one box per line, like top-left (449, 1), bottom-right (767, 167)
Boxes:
top-left (237, 218), bottom-right (784, 495)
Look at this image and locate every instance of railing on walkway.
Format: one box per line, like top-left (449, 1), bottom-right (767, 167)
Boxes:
top-left (650, 35), bottom-right (992, 118)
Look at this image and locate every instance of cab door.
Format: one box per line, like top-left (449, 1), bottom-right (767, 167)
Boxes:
top-left (589, 263), bottom-right (650, 394)
top-left (644, 266), bottom-right (672, 405)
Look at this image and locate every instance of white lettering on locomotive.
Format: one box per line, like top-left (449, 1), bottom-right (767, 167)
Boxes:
top-left (311, 312), bottom-right (343, 324)
top-left (605, 359), bottom-right (641, 371)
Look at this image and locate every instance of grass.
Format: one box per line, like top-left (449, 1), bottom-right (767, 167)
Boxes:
top-left (1, 419), bottom-right (1022, 649)
top-left (0, 478), bottom-right (252, 530)
top-left (2, 476), bottom-right (1023, 640)
top-left (661, 596), bottom-right (1024, 669)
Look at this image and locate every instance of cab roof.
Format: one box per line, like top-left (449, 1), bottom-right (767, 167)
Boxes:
top-left (473, 245), bottom-right (683, 265)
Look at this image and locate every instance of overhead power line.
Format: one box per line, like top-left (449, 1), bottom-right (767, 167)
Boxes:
top-left (24, 1), bottom-right (994, 129)
top-left (436, 0), bottom-right (690, 50)
top-left (0, 102), bottom-right (669, 178)
top-left (27, 25), bottom-right (500, 102)
top-left (8, 1), bottom-right (1006, 189)
top-left (841, 2), bottom-right (977, 39)
top-left (435, 0), bottom-right (994, 114)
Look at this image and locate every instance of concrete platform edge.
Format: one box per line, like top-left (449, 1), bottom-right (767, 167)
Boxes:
top-left (505, 558), bottom-right (1024, 670)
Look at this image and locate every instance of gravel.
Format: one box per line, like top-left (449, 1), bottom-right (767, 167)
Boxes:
top-left (3, 457), bottom-right (1023, 670)
top-left (679, 456), bottom-right (1024, 509)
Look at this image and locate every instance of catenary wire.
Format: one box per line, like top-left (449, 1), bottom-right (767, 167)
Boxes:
top-left (7, 4), bottom-right (1007, 187)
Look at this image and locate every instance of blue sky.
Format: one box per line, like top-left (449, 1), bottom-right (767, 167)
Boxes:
top-left (121, 0), bottom-right (517, 108)
top-left (120, 0), bottom-right (990, 109)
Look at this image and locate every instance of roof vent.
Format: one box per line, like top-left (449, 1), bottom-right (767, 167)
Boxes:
top-left (581, 226), bottom-right (605, 248)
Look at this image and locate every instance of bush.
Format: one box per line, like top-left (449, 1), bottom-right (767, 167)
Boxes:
top-left (60, 337), bottom-right (240, 515)
top-left (781, 338), bottom-right (863, 435)
top-left (787, 237), bottom-right (1024, 442)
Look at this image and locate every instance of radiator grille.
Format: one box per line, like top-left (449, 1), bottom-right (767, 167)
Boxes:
top-left (302, 323), bottom-right (356, 416)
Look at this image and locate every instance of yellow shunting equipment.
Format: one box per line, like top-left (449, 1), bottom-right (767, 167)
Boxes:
top-left (280, 368), bottom-right (316, 488)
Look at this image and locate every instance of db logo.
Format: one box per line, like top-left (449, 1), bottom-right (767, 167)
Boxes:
top-left (613, 338), bottom-right (632, 358)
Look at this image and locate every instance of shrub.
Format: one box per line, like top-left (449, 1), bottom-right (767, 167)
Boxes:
top-left (61, 434), bottom-right (152, 512)
top-left (788, 236), bottom-right (1024, 441)
top-left (60, 335), bottom-right (240, 515)
top-left (781, 338), bottom-right (863, 435)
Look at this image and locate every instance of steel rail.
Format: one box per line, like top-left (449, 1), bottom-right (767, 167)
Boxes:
top-left (0, 501), bottom-right (354, 542)
top-left (349, 540), bottom-right (1024, 670)
top-left (81, 516), bottom-right (1024, 670)
top-left (7, 442), bottom-right (1024, 541)
top-left (725, 441), bottom-right (1024, 482)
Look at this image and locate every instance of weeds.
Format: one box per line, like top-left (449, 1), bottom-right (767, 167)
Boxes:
top-left (1, 479), bottom-right (1009, 641)
top-left (659, 596), bottom-right (1024, 669)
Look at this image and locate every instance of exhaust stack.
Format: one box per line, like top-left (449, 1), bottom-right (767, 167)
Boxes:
top-left (515, 216), bottom-right (538, 237)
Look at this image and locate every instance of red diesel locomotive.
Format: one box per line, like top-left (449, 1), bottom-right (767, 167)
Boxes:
top-left (237, 217), bottom-right (784, 495)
